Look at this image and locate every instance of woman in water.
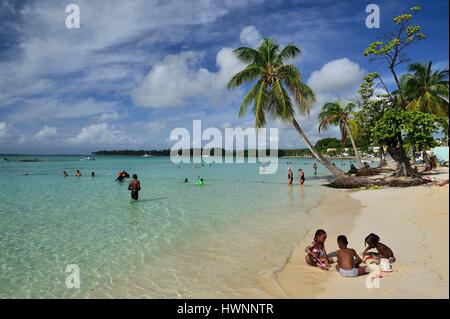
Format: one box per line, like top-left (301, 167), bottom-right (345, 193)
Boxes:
top-left (287, 167), bottom-right (293, 185)
top-left (299, 169), bottom-right (305, 185)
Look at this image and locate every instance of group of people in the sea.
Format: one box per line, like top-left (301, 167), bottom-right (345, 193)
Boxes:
top-left (288, 163), bottom-right (317, 185)
top-left (287, 162), bottom-right (319, 185)
top-left (305, 229), bottom-right (395, 278)
top-left (63, 169), bottom-right (95, 177)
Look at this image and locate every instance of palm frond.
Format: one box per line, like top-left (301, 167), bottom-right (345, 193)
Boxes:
top-left (227, 65), bottom-right (262, 89)
top-left (274, 44), bottom-right (301, 66)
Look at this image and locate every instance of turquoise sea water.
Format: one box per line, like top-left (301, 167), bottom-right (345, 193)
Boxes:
top-left (0, 155), bottom-right (361, 298)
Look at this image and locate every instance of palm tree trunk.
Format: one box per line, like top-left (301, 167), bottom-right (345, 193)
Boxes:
top-left (378, 145), bottom-right (387, 168)
top-left (291, 117), bottom-right (345, 177)
top-left (344, 121), bottom-right (363, 168)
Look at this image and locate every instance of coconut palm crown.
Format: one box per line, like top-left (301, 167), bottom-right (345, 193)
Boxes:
top-left (227, 38), bottom-right (344, 177)
top-left (400, 61), bottom-right (449, 116)
top-left (318, 99), bottom-right (363, 168)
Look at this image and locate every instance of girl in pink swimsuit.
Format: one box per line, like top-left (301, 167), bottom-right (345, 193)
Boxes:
top-left (305, 229), bottom-right (333, 270)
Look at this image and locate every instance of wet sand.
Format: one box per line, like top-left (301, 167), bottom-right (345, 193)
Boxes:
top-left (268, 171), bottom-right (449, 298)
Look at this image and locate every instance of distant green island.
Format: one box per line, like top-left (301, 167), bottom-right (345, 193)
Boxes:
top-left (92, 138), bottom-right (373, 158)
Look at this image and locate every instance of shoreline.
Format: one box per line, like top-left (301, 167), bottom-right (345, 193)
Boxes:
top-left (269, 170), bottom-right (449, 298)
top-left (260, 188), bottom-right (360, 298)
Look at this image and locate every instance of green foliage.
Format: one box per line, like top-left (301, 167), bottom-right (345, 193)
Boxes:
top-left (355, 73), bottom-right (391, 146)
top-left (278, 149), bottom-right (313, 157)
top-left (318, 99), bottom-right (356, 146)
top-left (400, 61), bottom-right (449, 116)
top-left (393, 14), bottom-right (412, 24)
top-left (358, 73), bottom-right (379, 106)
top-left (363, 6), bottom-right (426, 65)
top-left (315, 137), bottom-right (349, 152)
top-left (228, 38), bottom-right (315, 128)
top-left (402, 111), bottom-right (444, 149)
top-left (372, 109), bottom-right (443, 150)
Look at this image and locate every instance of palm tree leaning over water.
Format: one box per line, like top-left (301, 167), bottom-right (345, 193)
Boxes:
top-left (227, 38), bottom-right (344, 177)
top-left (318, 99), bottom-right (363, 168)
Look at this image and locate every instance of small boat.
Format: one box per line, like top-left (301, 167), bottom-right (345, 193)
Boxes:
top-left (80, 157), bottom-right (95, 161)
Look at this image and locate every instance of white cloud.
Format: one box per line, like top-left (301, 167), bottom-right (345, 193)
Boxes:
top-left (0, 122), bottom-right (12, 141)
top-left (34, 126), bottom-right (57, 141)
top-left (239, 26), bottom-right (262, 47)
top-left (7, 98), bottom-right (117, 123)
top-left (95, 111), bottom-right (122, 122)
top-left (307, 58), bottom-right (364, 94)
top-left (0, 0), bottom-right (264, 107)
top-left (67, 123), bottom-right (136, 145)
top-left (131, 48), bottom-right (244, 108)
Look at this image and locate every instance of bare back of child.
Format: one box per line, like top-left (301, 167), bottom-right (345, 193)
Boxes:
top-left (336, 235), bottom-right (367, 277)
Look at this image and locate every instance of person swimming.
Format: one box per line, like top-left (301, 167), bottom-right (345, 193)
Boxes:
top-left (196, 176), bottom-right (204, 186)
top-left (184, 178), bottom-right (189, 183)
top-left (63, 171), bottom-right (69, 177)
top-left (91, 171), bottom-right (95, 177)
top-left (75, 170), bottom-right (81, 177)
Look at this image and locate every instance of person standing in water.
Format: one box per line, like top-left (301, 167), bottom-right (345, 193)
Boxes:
top-left (128, 174), bottom-right (141, 201)
top-left (287, 167), bottom-right (293, 185)
top-left (299, 169), bottom-right (305, 185)
top-left (313, 163), bottom-right (318, 175)
top-left (75, 170), bottom-right (81, 177)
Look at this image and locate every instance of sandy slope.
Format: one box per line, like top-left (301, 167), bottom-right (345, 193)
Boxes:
top-left (272, 177), bottom-right (449, 298)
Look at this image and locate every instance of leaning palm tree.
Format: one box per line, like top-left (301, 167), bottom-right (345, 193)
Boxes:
top-left (400, 61), bottom-right (449, 116)
top-left (227, 38), bottom-right (344, 177)
top-left (318, 99), bottom-right (363, 168)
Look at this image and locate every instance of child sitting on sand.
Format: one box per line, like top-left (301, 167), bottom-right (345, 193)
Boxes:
top-left (304, 229), bottom-right (333, 270)
top-left (335, 235), bottom-right (367, 277)
top-left (362, 233), bottom-right (396, 263)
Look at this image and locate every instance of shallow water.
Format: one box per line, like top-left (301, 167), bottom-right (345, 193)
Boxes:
top-left (0, 155), bottom-right (361, 298)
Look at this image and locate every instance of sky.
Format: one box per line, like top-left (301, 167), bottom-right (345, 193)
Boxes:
top-left (0, 0), bottom-right (448, 154)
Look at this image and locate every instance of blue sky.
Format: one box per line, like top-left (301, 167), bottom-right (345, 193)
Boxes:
top-left (0, 0), bottom-right (448, 154)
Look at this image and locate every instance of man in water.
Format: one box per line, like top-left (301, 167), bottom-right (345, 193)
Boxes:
top-left (128, 174), bottom-right (141, 200)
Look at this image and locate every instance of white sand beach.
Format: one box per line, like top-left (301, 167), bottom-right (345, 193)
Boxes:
top-left (270, 168), bottom-right (449, 299)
